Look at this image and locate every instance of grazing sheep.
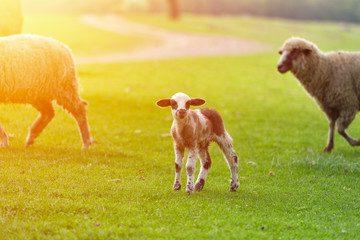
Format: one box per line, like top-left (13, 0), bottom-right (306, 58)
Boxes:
top-left (0, 34), bottom-right (92, 148)
top-left (0, 0), bottom-right (23, 36)
top-left (277, 37), bottom-right (360, 152)
top-left (156, 92), bottom-right (239, 193)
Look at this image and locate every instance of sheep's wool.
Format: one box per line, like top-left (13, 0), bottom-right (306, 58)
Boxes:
top-left (0, 34), bottom-right (79, 104)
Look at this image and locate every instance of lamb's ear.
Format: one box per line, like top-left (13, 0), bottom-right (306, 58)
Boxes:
top-left (189, 98), bottom-right (206, 106)
top-left (156, 99), bottom-right (171, 107)
top-left (303, 48), bottom-right (312, 56)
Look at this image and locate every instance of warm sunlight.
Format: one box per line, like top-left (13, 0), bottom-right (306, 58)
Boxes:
top-left (0, 0), bottom-right (22, 35)
top-left (21, 0), bottom-right (149, 13)
top-left (2, 0), bottom-right (360, 239)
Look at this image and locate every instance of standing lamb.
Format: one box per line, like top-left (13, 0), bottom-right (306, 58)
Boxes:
top-left (156, 92), bottom-right (239, 193)
top-left (0, 34), bottom-right (92, 148)
top-left (277, 37), bottom-right (360, 152)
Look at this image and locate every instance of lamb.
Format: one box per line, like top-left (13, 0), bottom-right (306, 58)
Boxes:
top-left (156, 92), bottom-right (239, 193)
top-left (277, 37), bottom-right (360, 152)
top-left (0, 34), bottom-right (92, 148)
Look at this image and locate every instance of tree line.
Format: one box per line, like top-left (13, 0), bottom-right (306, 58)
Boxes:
top-left (21, 0), bottom-right (360, 23)
top-left (150, 0), bottom-right (360, 23)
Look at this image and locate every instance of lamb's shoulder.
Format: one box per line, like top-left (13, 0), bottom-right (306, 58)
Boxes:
top-left (171, 125), bottom-right (180, 143)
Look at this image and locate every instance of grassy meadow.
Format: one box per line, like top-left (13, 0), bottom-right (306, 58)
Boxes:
top-left (1, 13), bottom-right (360, 239)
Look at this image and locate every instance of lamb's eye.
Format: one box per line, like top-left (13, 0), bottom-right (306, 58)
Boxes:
top-left (170, 100), bottom-right (178, 110)
top-left (185, 101), bottom-right (190, 109)
top-left (278, 50), bottom-right (283, 55)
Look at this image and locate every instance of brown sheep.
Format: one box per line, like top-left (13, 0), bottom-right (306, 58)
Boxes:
top-left (277, 37), bottom-right (360, 152)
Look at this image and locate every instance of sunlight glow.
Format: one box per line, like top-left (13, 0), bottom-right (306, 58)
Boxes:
top-left (0, 0), bottom-right (22, 36)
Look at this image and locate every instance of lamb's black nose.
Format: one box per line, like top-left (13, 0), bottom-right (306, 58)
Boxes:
top-left (176, 109), bottom-right (187, 119)
top-left (178, 109), bottom-right (186, 114)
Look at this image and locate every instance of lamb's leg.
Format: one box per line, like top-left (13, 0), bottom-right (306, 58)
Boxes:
top-left (173, 144), bottom-right (184, 191)
top-left (186, 148), bottom-right (197, 194)
top-left (0, 123), bottom-right (9, 147)
top-left (217, 133), bottom-right (239, 192)
top-left (323, 120), bottom-right (335, 152)
top-left (336, 111), bottom-right (360, 146)
top-left (60, 98), bottom-right (92, 149)
top-left (195, 145), bottom-right (211, 191)
top-left (25, 101), bottom-right (55, 147)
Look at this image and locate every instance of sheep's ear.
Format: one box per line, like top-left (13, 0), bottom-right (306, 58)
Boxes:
top-left (190, 98), bottom-right (206, 106)
top-left (156, 99), bottom-right (171, 107)
top-left (303, 48), bottom-right (312, 56)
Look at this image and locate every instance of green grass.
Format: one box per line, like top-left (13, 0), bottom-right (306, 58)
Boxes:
top-left (125, 13), bottom-right (360, 51)
top-left (22, 14), bottom-right (153, 57)
top-left (2, 13), bottom-right (360, 239)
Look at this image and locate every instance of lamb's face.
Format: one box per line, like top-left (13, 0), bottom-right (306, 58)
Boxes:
top-left (277, 38), bottom-right (313, 74)
top-left (169, 93), bottom-right (191, 119)
top-left (156, 92), bottom-right (206, 120)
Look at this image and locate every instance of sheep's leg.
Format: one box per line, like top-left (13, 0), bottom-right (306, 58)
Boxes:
top-left (25, 101), bottom-right (55, 147)
top-left (186, 148), bottom-right (197, 194)
top-left (0, 123), bottom-right (9, 147)
top-left (195, 145), bottom-right (211, 191)
top-left (217, 133), bottom-right (239, 192)
top-left (336, 112), bottom-right (360, 146)
top-left (323, 120), bottom-right (335, 152)
top-left (173, 144), bottom-right (184, 191)
top-left (61, 98), bottom-right (92, 149)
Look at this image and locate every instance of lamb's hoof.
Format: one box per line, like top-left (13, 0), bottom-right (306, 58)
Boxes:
top-left (82, 138), bottom-right (93, 149)
top-left (194, 179), bottom-right (205, 191)
top-left (186, 184), bottom-right (194, 194)
top-left (229, 180), bottom-right (239, 192)
top-left (323, 145), bottom-right (333, 152)
top-left (25, 138), bottom-right (34, 147)
top-left (82, 142), bottom-right (91, 149)
top-left (173, 182), bottom-right (181, 191)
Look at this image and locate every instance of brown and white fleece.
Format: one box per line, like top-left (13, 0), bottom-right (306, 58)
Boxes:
top-left (156, 92), bottom-right (239, 193)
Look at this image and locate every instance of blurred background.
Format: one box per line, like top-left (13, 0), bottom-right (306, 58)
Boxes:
top-left (2, 1), bottom-right (360, 238)
top-left (18, 0), bottom-right (360, 22)
top-left (2, 0), bottom-right (360, 65)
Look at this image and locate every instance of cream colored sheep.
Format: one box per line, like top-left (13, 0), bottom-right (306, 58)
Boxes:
top-left (0, 0), bottom-right (23, 36)
top-left (277, 37), bottom-right (360, 152)
top-left (0, 34), bottom-right (92, 148)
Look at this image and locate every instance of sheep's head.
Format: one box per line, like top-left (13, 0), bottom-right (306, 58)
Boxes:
top-left (277, 37), bottom-right (317, 74)
top-left (156, 92), bottom-right (205, 120)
